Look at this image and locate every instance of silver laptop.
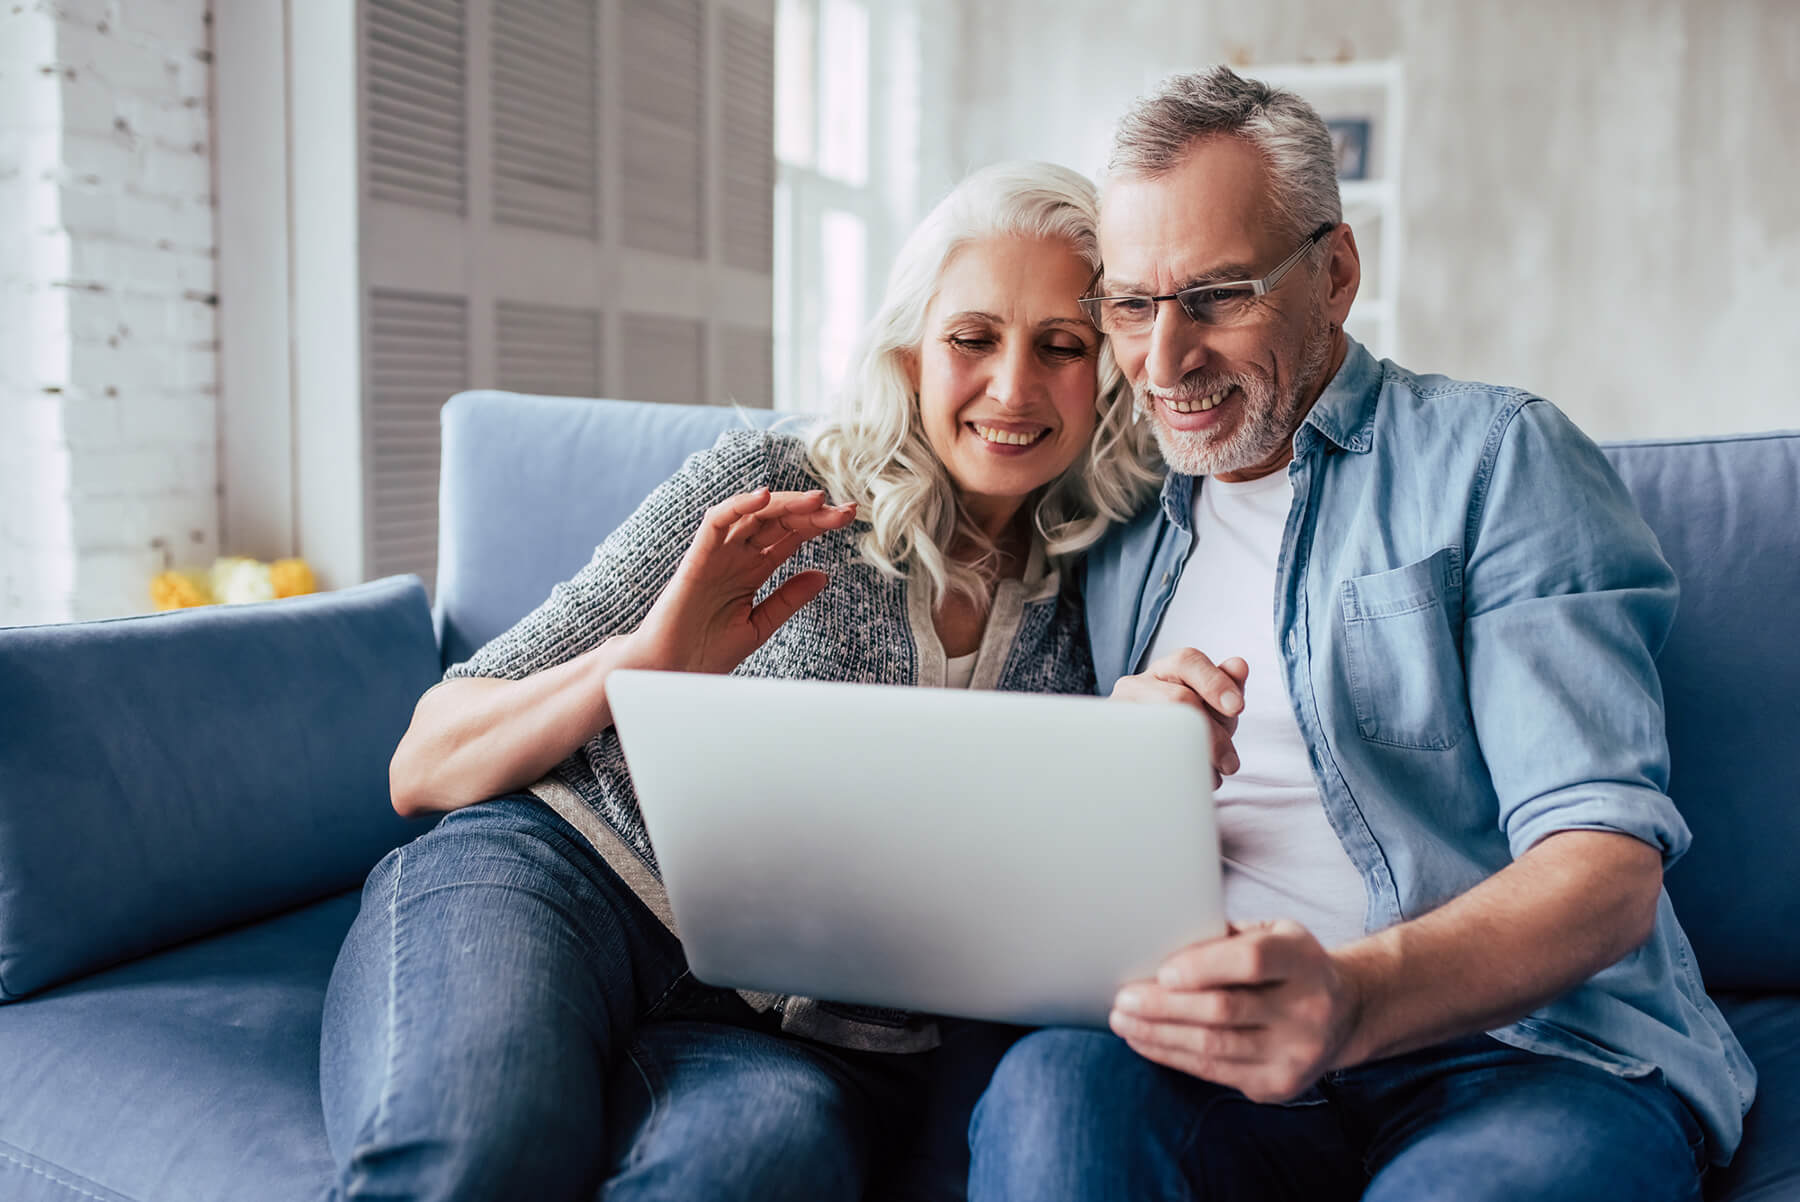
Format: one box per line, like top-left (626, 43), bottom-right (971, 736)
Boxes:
top-left (606, 669), bottom-right (1225, 1028)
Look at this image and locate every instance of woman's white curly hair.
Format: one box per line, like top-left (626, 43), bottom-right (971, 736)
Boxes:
top-left (805, 160), bottom-right (1162, 610)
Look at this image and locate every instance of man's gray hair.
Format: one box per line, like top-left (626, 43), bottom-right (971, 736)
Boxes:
top-left (1109, 66), bottom-right (1342, 247)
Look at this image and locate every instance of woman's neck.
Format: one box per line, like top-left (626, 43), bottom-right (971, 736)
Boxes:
top-left (949, 520), bottom-right (1030, 582)
top-left (954, 496), bottom-right (1031, 577)
top-left (935, 504), bottom-right (1033, 659)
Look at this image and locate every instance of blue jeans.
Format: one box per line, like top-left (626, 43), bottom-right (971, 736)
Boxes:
top-left (967, 1027), bottom-right (1708, 1202)
top-left (320, 795), bottom-right (970, 1201)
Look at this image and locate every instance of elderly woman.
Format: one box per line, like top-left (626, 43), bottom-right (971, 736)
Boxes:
top-left (319, 161), bottom-right (1160, 1201)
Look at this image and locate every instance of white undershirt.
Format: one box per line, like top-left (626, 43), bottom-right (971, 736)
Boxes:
top-left (945, 651), bottom-right (978, 690)
top-left (1145, 470), bottom-right (1369, 949)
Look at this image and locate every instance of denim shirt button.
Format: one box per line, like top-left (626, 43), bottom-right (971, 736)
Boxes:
top-left (1285, 630), bottom-right (1298, 656)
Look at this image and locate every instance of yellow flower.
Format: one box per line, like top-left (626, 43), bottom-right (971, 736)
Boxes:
top-left (150, 556), bottom-right (320, 612)
top-left (270, 558), bottom-right (317, 598)
top-left (150, 569), bottom-right (212, 610)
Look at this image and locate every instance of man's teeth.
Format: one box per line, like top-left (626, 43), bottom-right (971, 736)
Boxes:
top-left (1163, 389), bottom-right (1229, 414)
top-left (973, 424), bottom-right (1046, 446)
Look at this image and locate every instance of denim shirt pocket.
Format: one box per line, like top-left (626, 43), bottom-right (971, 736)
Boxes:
top-left (1339, 547), bottom-right (1470, 750)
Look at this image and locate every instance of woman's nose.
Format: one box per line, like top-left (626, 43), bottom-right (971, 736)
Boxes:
top-left (988, 343), bottom-right (1042, 408)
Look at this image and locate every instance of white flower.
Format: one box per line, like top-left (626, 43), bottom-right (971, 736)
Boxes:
top-left (211, 556), bottom-right (275, 605)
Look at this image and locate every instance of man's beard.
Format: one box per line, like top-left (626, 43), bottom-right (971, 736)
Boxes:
top-left (1140, 303), bottom-right (1335, 478)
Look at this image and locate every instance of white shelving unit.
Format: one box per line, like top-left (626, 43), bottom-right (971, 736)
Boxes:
top-left (1250, 60), bottom-right (1405, 361)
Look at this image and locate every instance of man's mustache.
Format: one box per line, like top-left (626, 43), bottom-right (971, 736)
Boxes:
top-left (1138, 373), bottom-right (1254, 404)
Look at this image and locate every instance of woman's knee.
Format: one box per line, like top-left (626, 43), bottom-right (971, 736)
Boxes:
top-left (338, 1092), bottom-right (609, 1202)
top-left (321, 796), bottom-right (657, 1195)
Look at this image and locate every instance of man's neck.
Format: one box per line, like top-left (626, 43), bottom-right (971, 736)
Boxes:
top-left (1213, 328), bottom-right (1348, 484)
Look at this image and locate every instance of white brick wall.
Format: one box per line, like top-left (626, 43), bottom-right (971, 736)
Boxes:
top-left (1, 0), bottom-right (217, 625)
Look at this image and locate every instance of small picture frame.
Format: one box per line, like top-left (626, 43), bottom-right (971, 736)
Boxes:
top-left (1326, 118), bottom-right (1372, 181)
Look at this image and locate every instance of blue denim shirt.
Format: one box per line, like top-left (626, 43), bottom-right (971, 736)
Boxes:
top-left (1083, 338), bottom-right (1755, 1161)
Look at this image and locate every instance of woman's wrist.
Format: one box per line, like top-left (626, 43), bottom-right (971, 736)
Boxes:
top-left (599, 628), bottom-right (662, 675)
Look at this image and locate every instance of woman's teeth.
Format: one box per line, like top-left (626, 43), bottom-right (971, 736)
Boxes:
top-left (972, 424), bottom-right (1046, 446)
top-left (1164, 389), bottom-right (1228, 414)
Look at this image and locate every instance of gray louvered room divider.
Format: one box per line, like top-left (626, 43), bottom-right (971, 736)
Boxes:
top-left (359, 0), bottom-right (776, 596)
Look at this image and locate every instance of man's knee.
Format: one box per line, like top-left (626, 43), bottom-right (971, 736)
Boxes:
top-left (606, 1044), bottom-right (865, 1201)
top-left (969, 1028), bottom-right (1164, 1193)
top-left (976, 1028), bottom-right (1146, 1130)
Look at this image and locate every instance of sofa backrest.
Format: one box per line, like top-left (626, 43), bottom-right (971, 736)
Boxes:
top-left (1602, 431), bottom-right (1800, 991)
top-left (0, 576), bottom-right (440, 1002)
top-left (435, 391), bottom-right (784, 667)
top-left (436, 393), bottom-right (1799, 991)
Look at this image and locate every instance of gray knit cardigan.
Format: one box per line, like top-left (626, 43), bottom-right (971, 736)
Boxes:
top-left (444, 427), bottom-right (1096, 1051)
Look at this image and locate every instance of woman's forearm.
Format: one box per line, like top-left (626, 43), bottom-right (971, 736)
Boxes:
top-left (388, 633), bottom-right (649, 816)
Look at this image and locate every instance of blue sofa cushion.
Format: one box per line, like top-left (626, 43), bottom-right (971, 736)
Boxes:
top-left (0, 576), bottom-right (438, 1002)
top-left (1603, 433), bottom-right (1800, 991)
top-left (435, 392), bottom-right (783, 665)
top-left (1708, 994), bottom-right (1800, 1200)
top-left (0, 892), bottom-right (357, 1202)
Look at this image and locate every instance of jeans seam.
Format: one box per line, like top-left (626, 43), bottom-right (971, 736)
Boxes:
top-left (612, 1042), bottom-right (666, 1178)
top-left (371, 848), bottom-right (408, 1149)
top-left (0, 1143), bottom-right (135, 1202)
top-left (643, 970), bottom-right (691, 1020)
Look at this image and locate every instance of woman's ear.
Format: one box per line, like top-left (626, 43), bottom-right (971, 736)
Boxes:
top-left (899, 348), bottom-right (921, 399)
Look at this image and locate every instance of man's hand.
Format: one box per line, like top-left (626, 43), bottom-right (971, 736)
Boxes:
top-left (1108, 920), bottom-right (1362, 1104)
top-left (1111, 648), bottom-right (1249, 788)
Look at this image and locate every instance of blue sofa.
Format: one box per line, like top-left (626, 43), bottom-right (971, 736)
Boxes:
top-left (2, 391), bottom-right (1795, 1201)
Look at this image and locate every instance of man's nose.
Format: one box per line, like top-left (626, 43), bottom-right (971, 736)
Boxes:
top-left (1144, 302), bottom-right (1207, 393)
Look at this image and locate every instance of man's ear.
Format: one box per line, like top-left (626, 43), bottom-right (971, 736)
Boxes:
top-left (1325, 224), bottom-right (1362, 328)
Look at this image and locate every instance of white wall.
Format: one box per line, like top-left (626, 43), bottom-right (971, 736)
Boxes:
top-left (0, 0), bottom-right (218, 624)
top-left (939, 0), bottom-right (1800, 440)
top-left (0, 8), bottom-right (71, 626)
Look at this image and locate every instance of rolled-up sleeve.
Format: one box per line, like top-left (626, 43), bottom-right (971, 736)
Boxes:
top-left (1463, 400), bottom-right (1690, 866)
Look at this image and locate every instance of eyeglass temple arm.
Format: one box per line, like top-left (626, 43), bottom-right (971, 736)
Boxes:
top-left (1257, 222), bottom-right (1340, 293)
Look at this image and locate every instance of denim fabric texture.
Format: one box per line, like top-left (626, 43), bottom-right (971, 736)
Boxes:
top-left (967, 1028), bottom-right (1706, 1201)
top-left (1082, 338), bottom-right (1755, 1162)
top-left (319, 795), bottom-right (955, 1202)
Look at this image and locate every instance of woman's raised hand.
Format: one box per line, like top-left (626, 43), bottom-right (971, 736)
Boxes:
top-left (625, 488), bottom-right (857, 676)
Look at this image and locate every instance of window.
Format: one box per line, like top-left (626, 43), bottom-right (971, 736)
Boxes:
top-left (773, 0), bottom-right (920, 413)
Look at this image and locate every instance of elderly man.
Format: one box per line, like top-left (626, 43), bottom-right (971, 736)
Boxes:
top-left (967, 67), bottom-right (1753, 1201)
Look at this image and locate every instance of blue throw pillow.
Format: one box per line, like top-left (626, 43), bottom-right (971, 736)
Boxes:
top-left (0, 575), bottom-right (440, 1002)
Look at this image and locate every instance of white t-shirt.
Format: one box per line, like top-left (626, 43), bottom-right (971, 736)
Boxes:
top-left (1145, 470), bottom-right (1369, 949)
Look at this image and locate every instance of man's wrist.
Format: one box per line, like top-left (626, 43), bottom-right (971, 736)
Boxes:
top-left (1326, 935), bottom-right (1400, 1070)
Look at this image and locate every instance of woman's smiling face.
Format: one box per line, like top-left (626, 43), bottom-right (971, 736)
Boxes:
top-left (910, 234), bottom-right (1102, 532)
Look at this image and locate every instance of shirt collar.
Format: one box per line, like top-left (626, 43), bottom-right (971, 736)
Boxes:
top-left (1298, 334), bottom-right (1381, 458)
top-left (1156, 335), bottom-right (1382, 530)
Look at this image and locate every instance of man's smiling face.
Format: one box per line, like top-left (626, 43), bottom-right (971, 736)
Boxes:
top-left (1098, 135), bottom-right (1354, 481)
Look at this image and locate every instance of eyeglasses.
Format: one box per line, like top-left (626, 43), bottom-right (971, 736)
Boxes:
top-left (1079, 223), bottom-right (1336, 335)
